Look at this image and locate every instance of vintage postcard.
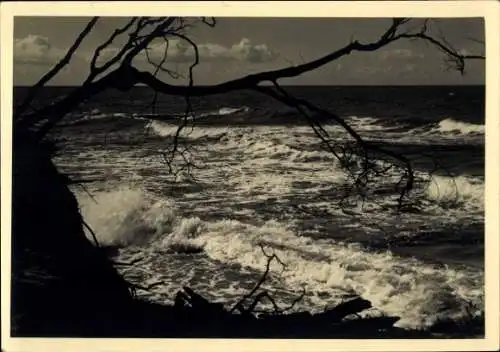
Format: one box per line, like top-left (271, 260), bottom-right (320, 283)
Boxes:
top-left (1, 1), bottom-right (499, 351)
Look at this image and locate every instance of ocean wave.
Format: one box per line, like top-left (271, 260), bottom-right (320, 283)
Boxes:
top-left (63, 106), bottom-right (250, 129)
top-left (176, 105), bottom-right (250, 121)
top-left (68, 106), bottom-right (484, 144)
top-left (78, 186), bottom-right (177, 247)
top-left (144, 122), bottom-right (484, 214)
top-left (76, 186), bottom-right (484, 330)
top-left (424, 175), bottom-right (484, 210)
top-left (201, 106), bottom-right (250, 117)
top-left (148, 123), bottom-right (339, 164)
top-left (404, 117), bottom-right (485, 138)
top-left (335, 116), bottom-right (484, 139)
top-left (434, 118), bottom-right (484, 135)
top-left (222, 129), bottom-right (343, 168)
top-left (61, 109), bottom-right (134, 126)
top-left (302, 116), bottom-right (484, 148)
top-left (147, 105), bottom-right (335, 127)
top-left (199, 219), bottom-right (483, 329)
top-left (347, 116), bottom-right (389, 132)
top-left (149, 120), bottom-right (230, 139)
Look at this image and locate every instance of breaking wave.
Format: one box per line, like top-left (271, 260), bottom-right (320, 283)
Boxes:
top-left (403, 117), bottom-right (485, 139)
top-left (61, 109), bottom-right (133, 126)
top-left (149, 120), bottom-right (230, 139)
top-left (76, 186), bottom-right (484, 330)
top-left (348, 116), bottom-right (389, 132)
top-left (348, 116), bottom-right (484, 140)
top-left (65, 106), bottom-right (484, 145)
top-left (79, 187), bottom-right (177, 247)
top-left (147, 113), bottom-right (484, 143)
top-left (203, 106), bottom-right (250, 117)
top-left (434, 118), bottom-right (485, 135)
top-left (424, 175), bottom-right (484, 210)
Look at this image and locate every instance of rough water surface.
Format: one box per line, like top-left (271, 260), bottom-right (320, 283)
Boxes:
top-left (18, 85), bottom-right (484, 331)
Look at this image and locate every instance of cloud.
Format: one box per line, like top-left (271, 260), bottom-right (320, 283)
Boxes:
top-left (14, 34), bottom-right (65, 65)
top-left (458, 48), bottom-right (471, 56)
top-left (14, 34), bottom-right (278, 70)
top-left (92, 47), bottom-right (121, 63)
top-left (379, 48), bottom-right (424, 60)
top-left (354, 65), bottom-right (393, 75)
top-left (145, 38), bottom-right (279, 63)
top-left (403, 63), bottom-right (416, 72)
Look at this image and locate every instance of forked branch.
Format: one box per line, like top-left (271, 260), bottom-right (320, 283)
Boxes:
top-left (17, 17), bottom-right (484, 136)
top-left (15, 17), bottom-right (483, 209)
top-left (15, 17), bottom-right (99, 120)
top-left (229, 244), bottom-right (303, 316)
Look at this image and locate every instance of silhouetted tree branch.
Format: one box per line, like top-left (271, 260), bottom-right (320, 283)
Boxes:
top-left (12, 16), bottom-right (486, 338)
top-left (230, 244), bottom-right (305, 317)
top-left (14, 17), bottom-right (99, 120)
top-left (15, 17), bottom-right (485, 209)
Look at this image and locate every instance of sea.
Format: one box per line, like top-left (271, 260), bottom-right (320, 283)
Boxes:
top-left (15, 85), bottom-right (485, 331)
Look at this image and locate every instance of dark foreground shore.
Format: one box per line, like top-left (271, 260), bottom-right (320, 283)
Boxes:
top-left (11, 133), bottom-right (483, 339)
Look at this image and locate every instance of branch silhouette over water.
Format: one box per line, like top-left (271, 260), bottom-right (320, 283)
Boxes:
top-left (11, 16), bottom-right (485, 337)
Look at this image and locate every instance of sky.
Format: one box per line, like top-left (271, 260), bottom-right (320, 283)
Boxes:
top-left (13, 17), bottom-right (485, 86)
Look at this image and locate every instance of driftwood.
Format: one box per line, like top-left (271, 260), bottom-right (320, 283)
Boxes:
top-left (162, 246), bottom-right (403, 337)
top-left (169, 285), bottom-right (400, 337)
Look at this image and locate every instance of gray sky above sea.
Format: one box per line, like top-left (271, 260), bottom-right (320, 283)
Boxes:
top-left (13, 17), bottom-right (485, 86)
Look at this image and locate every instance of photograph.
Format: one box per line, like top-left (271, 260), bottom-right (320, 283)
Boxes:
top-left (1, 1), bottom-right (499, 350)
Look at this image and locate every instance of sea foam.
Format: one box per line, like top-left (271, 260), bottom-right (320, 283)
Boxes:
top-left (425, 175), bottom-right (484, 210)
top-left (436, 118), bottom-right (485, 135)
top-left (77, 187), bottom-right (484, 330)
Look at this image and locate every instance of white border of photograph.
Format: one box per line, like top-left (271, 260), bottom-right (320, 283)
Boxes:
top-left (1, 1), bottom-right (499, 351)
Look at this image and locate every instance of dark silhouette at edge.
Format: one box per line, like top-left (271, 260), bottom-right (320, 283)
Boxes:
top-left (10, 16), bottom-right (485, 338)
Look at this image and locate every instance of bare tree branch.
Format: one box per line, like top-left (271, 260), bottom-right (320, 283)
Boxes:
top-left (124, 19), bottom-right (483, 96)
top-left (15, 17), bottom-right (484, 210)
top-left (17, 17), bottom-right (484, 141)
top-left (82, 219), bottom-right (100, 248)
top-left (15, 17), bottom-right (99, 120)
top-left (253, 84), bottom-right (414, 208)
top-left (89, 18), bottom-right (139, 75)
top-left (230, 244), bottom-right (286, 315)
top-left (399, 32), bottom-right (484, 74)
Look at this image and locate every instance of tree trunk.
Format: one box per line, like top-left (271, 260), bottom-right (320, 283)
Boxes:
top-left (11, 130), bottom-right (134, 336)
